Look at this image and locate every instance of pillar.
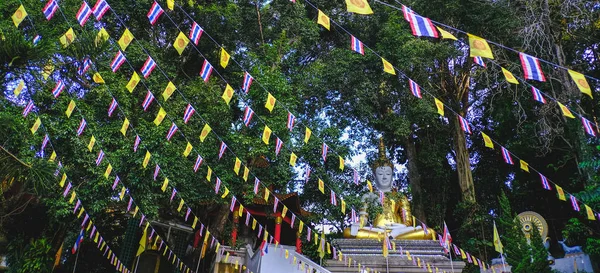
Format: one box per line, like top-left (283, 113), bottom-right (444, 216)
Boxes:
top-left (274, 215), bottom-right (282, 244)
top-left (232, 207), bottom-right (239, 246)
top-left (295, 231), bottom-right (302, 254)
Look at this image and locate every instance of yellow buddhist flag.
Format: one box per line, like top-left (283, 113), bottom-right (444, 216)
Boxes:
top-left (317, 10), bottom-right (330, 30)
top-left (206, 166), bottom-right (212, 181)
top-left (460, 248), bottom-right (466, 259)
top-left (120, 118), bottom-right (130, 136)
top-left (252, 219), bottom-right (257, 230)
top-left (345, 0), bottom-right (373, 15)
top-left (557, 102), bottom-right (575, 118)
top-left (161, 178), bottom-right (169, 192)
top-left (173, 32), bottom-right (189, 55)
top-left (162, 82), bottom-right (177, 101)
top-left (42, 61), bottom-right (54, 80)
top-left (468, 34), bottom-right (494, 59)
top-left (282, 205), bottom-right (288, 218)
top-left (59, 173), bottom-right (67, 187)
top-left (264, 189), bottom-right (270, 201)
top-left (88, 136), bottom-right (96, 152)
top-left (436, 26), bottom-right (457, 40)
top-left (183, 142), bottom-right (193, 157)
top-left (339, 156), bottom-right (345, 171)
top-left (118, 28), bottom-right (134, 51)
top-left (262, 126), bottom-right (272, 145)
top-left (221, 187), bottom-right (230, 198)
top-left (66, 100), bottom-right (76, 118)
top-left (568, 70), bottom-right (592, 98)
top-left (434, 98), bottom-right (444, 116)
top-left (233, 157), bottom-right (242, 175)
top-left (265, 93), bottom-right (276, 112)
top-left (167, 0), bottom-right (174, 10)
top-left (406, 251), bottom-right (412, 260)
top-left (501, 67), bottom-right (519, 84)
top-left (153, 107), bottom-right (167, 126)
top-left (318, 179), bottom-right (325, 194)
top-left (95, 28), bottom-right (110, 46)
top-left (126, 72), bottom-right (140, 93)
top-left (69, 192), bottom-right (76, 203)
top-left (299, 221), bottom-right (304, 233)
top-left (473, 257), bottom-right (478, 266)
top-left (585, 205), bottom-right (596, 220)
top-left (30, 118), bottom-right (41, 134)
top-left (290, 152), bottom-right (297, 167)
top-left (556, 185), bottom-right (566, 201)
top-left (12, 5), bottom-right (27, 27)
top-left (93, 72), bottom-right (105, 84)
top-left (520, 160), bottom-right (529, 172)
top-left (220, 48), bottom-right (230, 68)
top-left (238, 204), bottom-right (244, 217)
top-left (13, 80), bottom-right (24, 96)
top-left (177, 198), bottom-right (184, 212)
top-left (493, 221), bottom-right (503, 254)
top-left (381, 58), bottom-right (396, 75)
top-left (133, 206), bottom-right (139, 217)
top-left (49, 151), bottom-right (57, 162)
top-left (192, 216), bottom-right (198, 229)
top-left (341, 199), bottom-right (346, 213)
top-left (104, 164), bottom-right (112, 178)
top-left (285, 249), bottom-right (289, 259)
top-left (143, 151), bottom-right (151, 168)
top-left (243, 166), bottom-right (249, 181)
top-left (304, 127), bottom-right (312, 144)
top-left (59, 28), bottom-right (76, 48)
top-left (481, 132), bottom-right (494, 149)
top-left (119, 186), bottom-right (126, 200)
top-left (367, 180), bottom-right (373, 192)
top-left (221, 84), bottom-right (234, 105)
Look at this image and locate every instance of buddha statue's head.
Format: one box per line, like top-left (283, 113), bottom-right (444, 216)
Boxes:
top-left (371, 138), bottom-right (394, 192)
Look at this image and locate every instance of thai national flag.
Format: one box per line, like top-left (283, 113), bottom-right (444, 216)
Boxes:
top-left (275, 137), bottom-right (283, 156)
top-left (108, 98), bottom-right (118, 117)
top-left (243, 106), bottom-right (254, 126)
top-left (305, 166), bottom-right (311, 183)
top-left (76, 2), bottom-right (93, 27)
top-left (33, 35), bottom-right (41, 45)
top-left (353, 169), bottom-right (359, 185)
top-left (41, 134), bottom-right (50, 150)
top-left (422, 223), bottom-right (429, 235)
top-left (539, 173), bottom-right (552, 190)
top-left (321, 143), bottom-right (328, 162)
top-left (401, 5), bottom-right (414, 21)
top-left (215, 177), bottom-right (221, 194)
top-left (519, 53), bottom-right (546, 82)
top-left (570, 195), bottom-right (580, 211)
top-left (153, 164), bottom-right (160, 180)
top-left (79, 58), bottom-right (92, 75)
top-left (254, 178), bottom-right (260, 194)
top-left (350, 35), bottom-right (364, 55)
top-left (531, 87), bottom-right (546, 104)
top-left (166, 123), bottom-right (178, 141)
top-left (170, 188), bottom-right (177, 202)
top-left (242, 72), bottom-right (253, 94)
top-left (287, 112), bottom-right (295, 131)
top-left (147, 1), bottom-right (164, 25)
top-left (133, 135), bottom-right (141, 152)
top-left (142, 91), bottom-right (154, 111)
top-left (42, 0), bottom-right (59, 20)
top-left (581, 117), bottom-right (596, 136)
top-left (63, 182), bottom-right (72, 197)
top-left (453, 245), bottom-right (461, 256)
top-left (110, 51), bottom-right (126, 73)
top-left (183, 104), bottom-right (195, 124)
top-left (199, 60), bottom-right (213, 82)
top-left (52, 80), bottom-right (65, 98)
top-left (23, 100), bottom-right (34, 117)
top-left (442, 222), bottom-right (452, 251)
top-left (501, 146), bottom-right (514, 165)
top-left (351, 209), bottom-right (357, 223)
top-left (96, 150), bottom-right (104, 166)
top-left (409, 79), bottom-right (422, 98)
top-left (218, 141), bottom-right (227, 159)
top-left (260, 240), bottom-right (269, 256)
top-left (193, 154), bottom-right (203, 172)
top-left (189, 22), bottom-right (203, 45)
top-left (458, 116), bottom-right (471, 134)
top-left (77, 119), bottom-right (87, 136)
top-left (92, 0), bottom-right (110, 21)
top-left (72, 228), bottom-right (85, 254)
top-left (140, 56), bottom-right (157, 78)
top-left (230, 196), bottom-right (237, 212)
top-left (404, 11), bottom-right (438, 38)
top-left (330, 190), bottom-right (337, 206)
top-left (473, 56), bottom-right (486, 67)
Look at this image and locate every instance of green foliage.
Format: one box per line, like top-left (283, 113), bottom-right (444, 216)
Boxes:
top-left (6, 237), bottom-right (53, 273)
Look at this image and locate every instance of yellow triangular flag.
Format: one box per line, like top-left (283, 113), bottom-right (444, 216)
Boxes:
top-left (66, 100), bottom-right (76, 118)
top-left (161, 178), bottom-right (169, 192)
top-left (345, 0), bottom-right (373, 15)
top-left (290, 152), bottom-right (297, 167)
top-left (436, 26), bottom-right (457, 40)
top-left (119, 186), bottom-right (126, 200)
top-left (304, 127), bottom-right (312, 144)
top-left (42, 61), bottom-right (54, 80)
top-left (192, 217), bottom-right (198, 229)
top-left (233, 157), bottom-right (242, 175)
top-left (556, 185), bottom-right (566, 201)
top-left (95, 28), bottom-right (110, 46)
top-left (557, 102), bottom-right (575, 118)
top-left (220, 48), bottom-right (230, 68)
top-left (59, 173), bottom-right (67, 187)
top-left (481, 132), bottom-right (494, 149)
top-left (88, 136), bottom-right (96, 152)
top-left (221, 187), bottom-right (230, 198)
top-left (154, 107), bottom-right (167, 126)
top-left (264, 189), bottom-right (270, 202)
top-left (206, 166), bottom-right (212, 181)
top-left (501, 67), bottom-right (519, 84)
top-left (118, 28), bottom-right (134, 51)
top-left (30, 118), bottom-right (41, 134)
top-left (120, 118), bottom-right (130, 136)
top-left (493, 221), bottom-right (503, 254)
top-left (126, 72), bottom-right (140, 93)
top-left (167, 0), bottom-right (174, 10)
top-left (177, 198), bottom-right (184, 212)
top-left (221, 84), bottom-right (234, 105)
top-left (585, 205), bottom-right (596, 220)
top-left (136, 225), bottom-right (147, 256)
top-left (104, 164), bottom-right (112, 179)
top-left (460, 248), bottom-right (466, 259)
top-left (468, 33), bottom-right (494, 59)
top-left (173, 32), bottom-right (189, 55)
top-left (381, 58), bottom-right (396, 75)
top-left (143, 151), bottom-right (151, 168)
top-left (13, 80), bottom-right (24, 96)
top-left (49, 151), bottom-right (57, 162)
top-left (12, 5), bottom-right (27, 28)
top-left (93, 72), bottom-right (105, 84)
top-left (520, 160), bottom-right (529, 172)
top-left (243, 166), bottom-right (249, 181)
top-left (434, 98), bottom-right (444, 116)
top-left (265, 93), bottom-right (276, 112)
top-left (317, 10), bottom-right (330, 30)
top-left (69, 192), bottom-right (76, 203)
top-left (318, 179), bottom-right (325, 194)
top-left (341, 199), bottom-right (346, 213)
top-left (568, 70), bottom-right (592, 98)
top-left (59, 28), bottom-right (76, 48)
top-left (162, 82), bottom-right (177, 101)
top-left (406, 251), bottom-right (412, 260)
top-left (200, 124), bottom-right (211, 142)
top-left (262, 126), bottom-right (272, 145)
top-left (339, 156), bottom-right (345, 171)
top-left (183, 142), bottom-right (193, 157)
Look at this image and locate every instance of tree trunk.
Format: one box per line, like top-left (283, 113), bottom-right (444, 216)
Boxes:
top-left (210, 204), bottom-right (231, 239)
top-left (404, 136), bottom-right (426, 222)
top-left (452, 117), bottom-right (476, 203)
